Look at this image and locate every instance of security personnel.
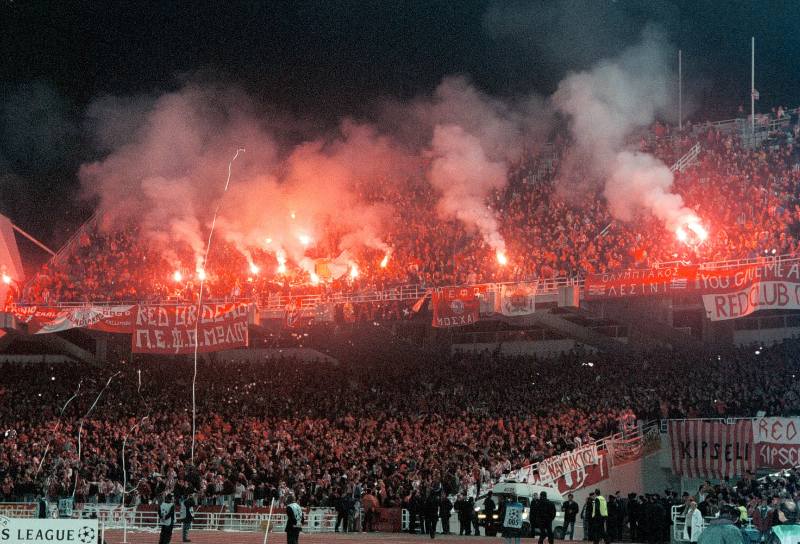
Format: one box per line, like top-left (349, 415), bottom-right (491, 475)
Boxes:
top-left (589, 488), bottom-right (609, 544)
top-left (535, 491), bottom-right (557, 544)
top-left (766, 500), bottom-right (800, 544)
top-left (159, 494), bottom-right (176, 544)
top-left (286, 493), bottom-right (304, 544)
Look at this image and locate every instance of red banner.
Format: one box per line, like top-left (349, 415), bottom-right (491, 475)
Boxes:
top-left (432, 288), bottom-right (480, 328)
top-left (132, 303), bottom-right (249, 354)
top-left (668, 420), bottom-right (755, 478)
top-left (7, 305), bottom-right (135, 334)
top-left (585, 266), bottom-right (698, 300)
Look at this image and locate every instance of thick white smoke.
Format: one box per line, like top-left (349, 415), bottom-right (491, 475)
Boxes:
top-left (80, 76), bottom-right (551, 274)
top-left (80, 84), bottom-right (413, 276)
top-left (428, 124), bottom-right (508, 253)
top-left (420, 77), bottom-right (549, 256)
top-left (553, 29), bottom-right (698, 229)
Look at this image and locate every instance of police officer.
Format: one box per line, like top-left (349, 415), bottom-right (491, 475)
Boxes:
top-left (536, 491), bottom-right (557, 544)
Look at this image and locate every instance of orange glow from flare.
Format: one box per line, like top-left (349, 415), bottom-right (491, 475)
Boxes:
top-left (277, 262), bottom-right (287, 275)
top-left (249, 263), bottom-right (260, 275)
top-left (380, 254), bottom-right (390, 268)
top-left (496, 251), bottom-right (508, 266)
top-left (298, 233), bottom-right (312, 247)
top-left (310, 272), bottom-right (320, 285)
top-left (2, 274), bottom-right (11, 285)
top-left (197, 269), bottom-right (207, 281)
top-left (173, 270), bottom-right (183, 282)
top-left (675, 227), bottom-right (688, 242)
top-left (350, 264), bottom-right (359, 279)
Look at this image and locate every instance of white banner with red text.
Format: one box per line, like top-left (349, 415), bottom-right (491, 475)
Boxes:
top-left (699, 263), bottom-right (800, 320)
top-left (513, 448), bottom-right (608, 494)
top-left (754, 417), bottom-right (800, 469)
top-left (497, 282), bottom-right (537, 316)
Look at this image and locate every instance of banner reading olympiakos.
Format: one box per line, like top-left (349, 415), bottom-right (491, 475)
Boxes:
top-left (537, 443), bottom-right (600, 483)
top-left (754, 417), bottom-right (800, 469)
top-left (431, 288), bottom-right (480, 328)
top-left (585, 266), bottom-right (698, 299)
top-left (668, 420), bottom-right (755, 478)
top-left (132, 303), bottom-right (249, 354)
top-left (7, 305), bottom-right (135, 334)
top-left (700, 262), bottom-right (800, 321)
top-left (514, 448), bottom-right (609, 494)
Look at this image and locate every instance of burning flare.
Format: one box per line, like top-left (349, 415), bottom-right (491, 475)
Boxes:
top-left (350, 264), bottom-right (359, 279)
top-left (249, 263), bottom-right (260, 275)
top-left (298, 233), bottom-right (312, 247)
top-left (173, 270), bottom-right (183, 283)
top-left (496, 250), bottom-right (508, 266)
top-left (380, 254), bottom-right (390, 268)
top-left (676, 218), bottom-right (708, 246)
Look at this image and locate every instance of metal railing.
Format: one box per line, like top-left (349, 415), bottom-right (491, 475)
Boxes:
top-left (671, 504), bottom-right (756, 543)
top-left (14, 254), bottom-right (800, 312)
top-left (671, 143), bottom-right (702, 173)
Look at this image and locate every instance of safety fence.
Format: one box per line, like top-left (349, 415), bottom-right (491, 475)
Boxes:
top-left (670, 504), bottom-right (758, 543)
top-left (5, 504), bottom-right (411, 534)
top-left (22, 253), bottom-right (800, 313)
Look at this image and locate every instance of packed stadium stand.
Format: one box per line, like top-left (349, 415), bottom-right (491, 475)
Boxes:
top-left (2, 107), bottom-right (800, 543)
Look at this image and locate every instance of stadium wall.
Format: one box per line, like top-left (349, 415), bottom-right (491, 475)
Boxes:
top-left (570, 445), bottom-right (676, 505)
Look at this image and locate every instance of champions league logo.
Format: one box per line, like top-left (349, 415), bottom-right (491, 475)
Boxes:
top-left (78, 526), bottom-right (96, 544)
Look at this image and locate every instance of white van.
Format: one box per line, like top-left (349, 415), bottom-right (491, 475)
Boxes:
top-left (475, 481), bottom-right (566, 538)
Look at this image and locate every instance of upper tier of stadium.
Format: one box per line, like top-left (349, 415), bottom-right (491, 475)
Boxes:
top-left (5, 108), bottom-right (798, 307)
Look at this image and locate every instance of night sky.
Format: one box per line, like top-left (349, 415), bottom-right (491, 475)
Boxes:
top-left (1, 0), bottom-right (800, 256)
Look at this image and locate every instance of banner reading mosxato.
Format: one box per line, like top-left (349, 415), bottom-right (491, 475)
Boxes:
top-left (0, 516), bottom-right (97, 544)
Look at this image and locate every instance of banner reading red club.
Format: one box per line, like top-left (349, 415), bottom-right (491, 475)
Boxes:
top-left (132, 303), bottom-right (250, 354)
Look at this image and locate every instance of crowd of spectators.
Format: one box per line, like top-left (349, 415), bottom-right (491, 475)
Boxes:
top-left (17, 109), bottom-right (800, 305)
top-left (2, 337), bottom-right (800, 508)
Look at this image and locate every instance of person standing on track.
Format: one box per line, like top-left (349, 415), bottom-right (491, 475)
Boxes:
top-left (425, 488), bottom-right (440, 539)
top-left (179, 493), bottom-right (195, 542)
top-left (536, 491), bottom-right (557, 544)
top-left (158, 493), bottom-right (176, 544)
top-left (286, 493), bottom-right (304, 544)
